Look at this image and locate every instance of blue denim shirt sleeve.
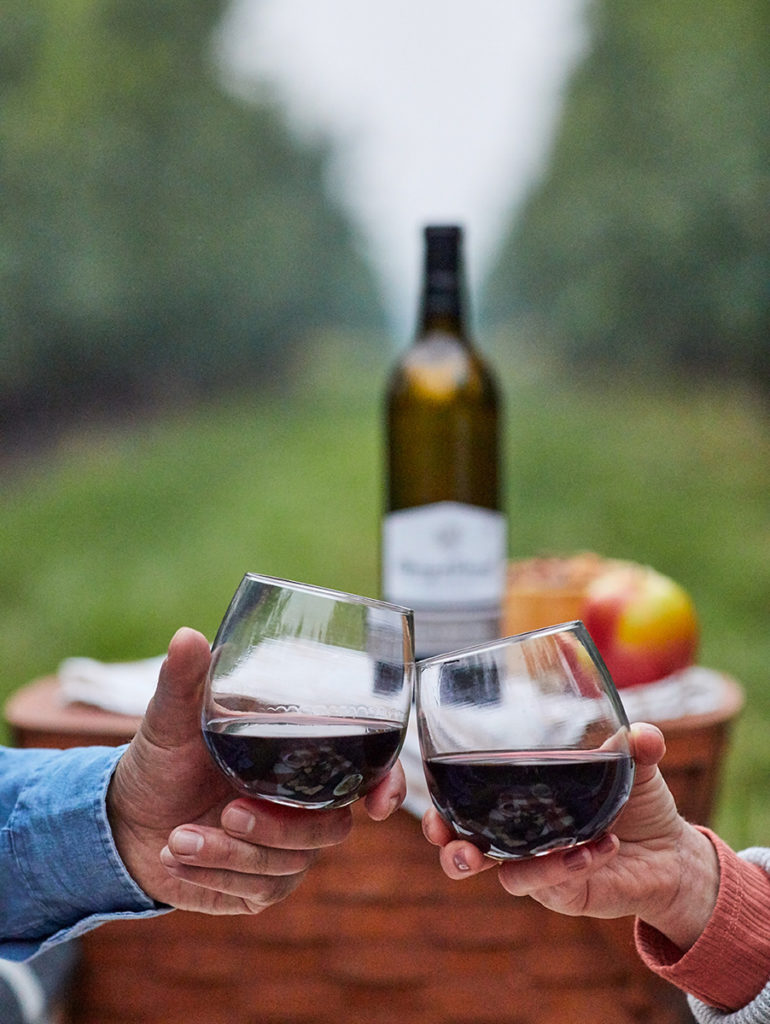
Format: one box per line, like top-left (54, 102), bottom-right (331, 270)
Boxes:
top-left (0, 745), bottom-right (170, 962)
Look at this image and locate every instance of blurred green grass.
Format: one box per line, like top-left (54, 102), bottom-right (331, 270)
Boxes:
top-left (1, 338), bottom-right (768, 849)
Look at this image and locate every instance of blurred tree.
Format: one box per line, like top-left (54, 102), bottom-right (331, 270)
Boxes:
top-left (484, 0), bottom-right (769, 387)
top-left (0, 0), bottom-right (384, 431)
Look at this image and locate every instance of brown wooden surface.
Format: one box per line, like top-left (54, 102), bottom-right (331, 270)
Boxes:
top-left (4, 678), bottom-right (142, 748)
top-left (4, 674), bottom-right (744, 1024)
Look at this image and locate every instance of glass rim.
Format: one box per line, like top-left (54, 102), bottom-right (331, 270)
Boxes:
top-left (416, 620), bottom-right (592, 669)
top-left (240, 572), bottom-right (414, 618)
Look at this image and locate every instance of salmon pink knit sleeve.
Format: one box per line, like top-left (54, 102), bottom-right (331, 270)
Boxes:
top-left (635, 828), bottom-right (770, 1013)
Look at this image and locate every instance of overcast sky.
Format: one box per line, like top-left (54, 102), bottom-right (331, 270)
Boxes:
top-left (215, 0), bottom-right (588, 332)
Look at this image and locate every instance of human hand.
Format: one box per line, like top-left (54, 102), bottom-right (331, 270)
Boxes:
top-left (422, 723), bottom-right (719, 951)
top-left (107, 627), bottom-right (406, 915)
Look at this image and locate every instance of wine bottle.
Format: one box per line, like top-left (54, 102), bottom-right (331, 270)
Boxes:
top-left (382, 225), bottom-right (507, 659)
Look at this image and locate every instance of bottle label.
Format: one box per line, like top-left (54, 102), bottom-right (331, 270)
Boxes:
top-left (382, 502), bottom-right (507, 656)
top-left (406, 605), bottom-right (503, 659)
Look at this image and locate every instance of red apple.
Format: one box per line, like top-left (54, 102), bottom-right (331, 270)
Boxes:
top-left (581, 563), bottom-right (699, 688)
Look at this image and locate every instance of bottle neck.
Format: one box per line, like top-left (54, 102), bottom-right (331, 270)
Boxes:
top-left (416, 226), bottom-right (470, 341)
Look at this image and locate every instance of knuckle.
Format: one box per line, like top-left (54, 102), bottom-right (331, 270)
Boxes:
top-left (311, 810), bottom-right (353, 846)
top-left (247, 871), bottom-right (306, 911)
top-left (247, 843), bottom-right (315, 878)
top-left (273, 809), bottom-right (351, 850)
top-left (243, 843), bottom-right (271, 873)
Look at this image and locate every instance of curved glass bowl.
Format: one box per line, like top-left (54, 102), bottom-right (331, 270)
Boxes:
top-left (417, 621), bottom-right (634, 859)
top-left (203, 573), bottom-right (414, 809)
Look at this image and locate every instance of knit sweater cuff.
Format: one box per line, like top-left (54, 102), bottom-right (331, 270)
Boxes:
top-left (635, 827), bottom-right (770, 1011)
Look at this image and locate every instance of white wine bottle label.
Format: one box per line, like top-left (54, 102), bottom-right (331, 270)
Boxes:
top-left (382, 501), bottom-right (507, 657)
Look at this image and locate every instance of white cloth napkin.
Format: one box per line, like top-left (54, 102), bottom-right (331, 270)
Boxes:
top-left (58, 654), bottom-right (165, 716)
top-left (57, 654), bottom-right (733, 819)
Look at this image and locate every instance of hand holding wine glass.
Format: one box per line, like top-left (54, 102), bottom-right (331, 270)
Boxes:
top-left (422, 705), bottom-right (721, 955)
top-left (109, 626), bottom-right (406, 917)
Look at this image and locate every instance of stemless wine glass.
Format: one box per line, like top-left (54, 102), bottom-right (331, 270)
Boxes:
top-left (202, 573), bottom-right (414, 809)
top-left (417, 621), bottom-right (634, 859)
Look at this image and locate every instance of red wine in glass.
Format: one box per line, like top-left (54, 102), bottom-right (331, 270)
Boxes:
top-left (204, 713), bottom-right (404, 809)
top-left (424, 748), bottom-right (634, 859)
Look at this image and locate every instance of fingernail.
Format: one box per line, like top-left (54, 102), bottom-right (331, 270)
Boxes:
top-left (595, 833), bottom-right (616, 854)
top-left (564, 847), bottom-right (589, 871)
top-left (170, 828), bottom-right (204, 855)
top-left (388, 794), bottom-right (403, 817)
top-left (453, 853), bottom-right (470, 873)
top-left (222, 805), bottom-right (256, 835)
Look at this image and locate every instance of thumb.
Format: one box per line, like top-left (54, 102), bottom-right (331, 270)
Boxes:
top-left (142, 627), bottom-right (211, 748)
top-left (628, 722), bottom-right (667, 784)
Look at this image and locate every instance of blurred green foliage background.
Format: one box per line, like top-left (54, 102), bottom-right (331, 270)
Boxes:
top-left (1, 0), bottom-right (383, 430)
top-left (1, 0), bottom-right (768, 851)
top-left (484, 0), bottom-right (769, 387)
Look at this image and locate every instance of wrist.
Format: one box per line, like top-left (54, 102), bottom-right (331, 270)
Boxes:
top-left (640, 820), bottom-right (720, 952)
top-left (106, 753), bottom-right (150, 895)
